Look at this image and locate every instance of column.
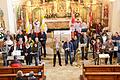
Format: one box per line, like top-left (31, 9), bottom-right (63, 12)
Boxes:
top-left (108, 1), bottom-right (113, 31)
top-left (66, 0), bottom-right (70, 13)
top-left (0, 0), bottom-right (9, 30)
top-left (54, 1), bottom-right (57, 13)
top-left (109, 0), bottom-right (120, 34)
top-left (0, 0), bottom-right (16, 34)
top-left (7, 0), bottom-right (16, 34)
top-left (78, 0), bottom-right (80, 3)
top-left (43, 0), bottom-right (45, 3)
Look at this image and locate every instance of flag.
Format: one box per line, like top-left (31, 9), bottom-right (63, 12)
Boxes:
top-left (41, 15), bottom-right (45, 30)
top-left (89, 3), bottom-right (93, 27)
top-left (25, 12), bottom-right (30, 34)
top-left (20, 7), bottom-right (24, 27)
top-left (71, 11), bottom-right (75, 24)
top-left (41, 15), bottom-right (48, 33)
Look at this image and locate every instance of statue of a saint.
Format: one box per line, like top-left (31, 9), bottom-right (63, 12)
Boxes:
top-left (33, 19), bottom-right (40, 33)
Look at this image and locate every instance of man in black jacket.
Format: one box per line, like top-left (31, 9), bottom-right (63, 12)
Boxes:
top-left (38, 30), bottom-right (47, 58)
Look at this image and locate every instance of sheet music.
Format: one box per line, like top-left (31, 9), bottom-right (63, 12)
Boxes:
top-left (80, 43), bottom-right (87, 47)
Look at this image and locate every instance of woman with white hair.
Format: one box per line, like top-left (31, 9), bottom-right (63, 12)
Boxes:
top-left (16, 70), bottom-right (24, 80)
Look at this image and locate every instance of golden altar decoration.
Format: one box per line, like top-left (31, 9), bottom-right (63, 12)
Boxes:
top-left (17, 0), bottom-right (109, 30)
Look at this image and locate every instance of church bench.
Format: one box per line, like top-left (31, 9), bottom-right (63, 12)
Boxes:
top-left (0, 64), bottom-right (46, 80)
top-left (0, 67), bottom-right (13, 74)
top-left (83, 65), bottom-right (120, 72)
top-left (85, 72), bottom-right (120, 80)
top-left (0, 73), bottom-right (46, 80)
top-left (13, 65), bottom-right (44, 74)
top-left (82, 65), bottom-right (120, 80)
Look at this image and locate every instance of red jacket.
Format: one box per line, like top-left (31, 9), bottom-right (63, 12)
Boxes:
top-left (10, 60), bottom-right (22, 67)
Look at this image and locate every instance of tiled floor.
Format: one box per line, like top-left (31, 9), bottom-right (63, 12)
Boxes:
top-left (44, 47), bottom-right (82, 80)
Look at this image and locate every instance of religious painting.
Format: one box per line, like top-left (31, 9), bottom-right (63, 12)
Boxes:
top-left (32, 8), bottom-right (42, 23)
top-left (57, 1), bottom-right (66, 17)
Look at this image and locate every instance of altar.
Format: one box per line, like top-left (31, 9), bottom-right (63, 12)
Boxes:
top-left (16, 0), bottom-right (109, 30)
top-left (45, 18), bottom-right (70, 30)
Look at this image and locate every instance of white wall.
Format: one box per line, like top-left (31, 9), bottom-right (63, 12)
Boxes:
top-left (7, 0), bottom-right (15, 34)
top-left (110, 0), bottom-right (120, 34)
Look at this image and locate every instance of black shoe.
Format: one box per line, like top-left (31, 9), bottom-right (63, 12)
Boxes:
top-left (44, 56), bottom-right (46, 58)
top-left (53, 65), bottom-right (55, 67)
top-left (84, 57), bottom-right (88, 60)
top-left (59, 64), bottom-right (62, 66)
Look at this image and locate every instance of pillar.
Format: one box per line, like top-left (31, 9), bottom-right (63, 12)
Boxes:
top-left (0, 0), bottom-right (16, 34)
top-left (109, 0), bottom-right (120, 34)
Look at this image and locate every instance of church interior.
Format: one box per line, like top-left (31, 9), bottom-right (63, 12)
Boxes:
top-left (0, 0), bottom-right (120, 80)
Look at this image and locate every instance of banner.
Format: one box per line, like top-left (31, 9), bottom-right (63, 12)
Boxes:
top-left (89, 3), bottom-right (93, 27)
top-left (41, 15), bottom-right (48, 33)
top-left (25, 12), bottom-right (30, 33)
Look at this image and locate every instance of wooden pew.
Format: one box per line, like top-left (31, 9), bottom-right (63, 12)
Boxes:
top-left (0, 64), bottom-right (46, 80)
top-left (0, 74), bottom-right (46, 80)
top-left (13, 65), bottom-right (44, 74)
top-left (0, 67), bottom-right (13, 74)
top-left (84, 65), bottom-right (114, 72)
top-left (82, 65), bottom-right (120, 80)
top-left (85, 72), bottom-right (120, 80)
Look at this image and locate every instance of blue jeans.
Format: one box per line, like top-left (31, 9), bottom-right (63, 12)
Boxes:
top-left (65, 50), bottom-right (72, 65)
top-left (33, 52), bottom-right (39, 66)
top-left (117, 52), bottom-right (120, 64)
top-left (77, 33), bottom-right (81, 43)
top-left (117, 43), bottom-right (120, 64)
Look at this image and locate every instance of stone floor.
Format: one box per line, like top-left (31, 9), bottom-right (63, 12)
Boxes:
top-left (43, 47), bottom-right (82, 80)
top-left (45, 61), bottom-right (81, 80)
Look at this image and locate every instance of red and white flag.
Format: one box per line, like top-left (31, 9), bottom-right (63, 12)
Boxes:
top-left (71, 13), bottom-right (75, 24)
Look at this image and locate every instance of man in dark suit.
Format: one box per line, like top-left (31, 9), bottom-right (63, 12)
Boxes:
top-left (63, 38), bottom-right (73, 66)
top-left (38, 30), bottom-right (47, 57)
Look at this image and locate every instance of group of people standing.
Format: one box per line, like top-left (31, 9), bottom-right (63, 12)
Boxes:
top-left (52, 31), bottom-right (116, 66)
top-left (16, 29), bottom-right (47, 66)
top-left (52, 32), bottom-right (90, 67)
top-left (0, 29), bottom-right (47, 66)
top-left (52, 18), bottom-right (120, 66)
